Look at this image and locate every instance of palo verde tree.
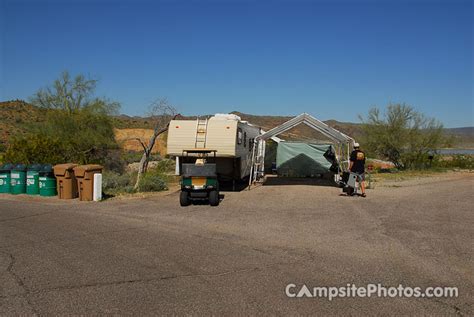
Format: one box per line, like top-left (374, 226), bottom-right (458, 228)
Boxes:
top-left (32, 72), bottom-right (99, 114)
top-left (359, 103), bottom-right (444, 169)
top-left (5, 71), bottom-right (121, 169)
top-left (134, 98), bottom-right (179, 190)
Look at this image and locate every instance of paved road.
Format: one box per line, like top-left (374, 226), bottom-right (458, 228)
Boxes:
top-left (0, 173), bottom-right (473, 315)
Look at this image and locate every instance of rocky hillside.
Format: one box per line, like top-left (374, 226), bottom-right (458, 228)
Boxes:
top-left (231, 111), bottom-right (362, 141)
top-left (444, 127), bottom-right (474, 148)
top-left (1, 100), bottom-right (472, 152)
top-left (0, 100), bottom-right (46, 149)
top-left (114, 128), bottom-right (165, 153)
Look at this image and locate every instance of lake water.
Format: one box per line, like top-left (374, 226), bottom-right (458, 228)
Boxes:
top-left (436, 149), bottom-right (474, 155)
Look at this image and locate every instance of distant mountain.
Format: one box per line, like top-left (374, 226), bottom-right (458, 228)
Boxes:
top-left (444, 127), bottom-right (474, 136)
top-left (444, 127), bottom-right (474, 148)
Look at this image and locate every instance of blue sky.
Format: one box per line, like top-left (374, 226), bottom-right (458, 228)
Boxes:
top-left (1, 0), bottom-right (472, 127)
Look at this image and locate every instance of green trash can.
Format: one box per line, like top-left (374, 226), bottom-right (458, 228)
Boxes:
top-left (26, 164), bottom-right (42, 195)
top-left (10, 164), bottom-right (27, 195)
top-left (39, 164), bottom-right (57, 197)
top-left (0, 164), bottom-right (14, 194)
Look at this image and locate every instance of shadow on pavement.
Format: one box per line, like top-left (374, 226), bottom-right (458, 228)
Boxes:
top-left (263, 175), bottom-right (337, 187)
top-left (218, 179), bottom-right (249, 192)
top-left (188, 193), bottom-right (226, 206)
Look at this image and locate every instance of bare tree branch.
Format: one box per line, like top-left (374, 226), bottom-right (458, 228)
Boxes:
top-left (133, 138), bottom-right (148, 152)
top-left (134, 98), bottom-right (179, 190)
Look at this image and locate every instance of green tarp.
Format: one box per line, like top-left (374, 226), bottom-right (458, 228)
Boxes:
top-left (276, 142), bottom-right (336, 177)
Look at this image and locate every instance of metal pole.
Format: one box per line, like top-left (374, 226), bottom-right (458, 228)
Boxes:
top-left (259, 139), bottom-right (266, 181)
top-left (175, 156), bottom-right (180, 175)
top-left (248, 140), bottom-right (257, 189)
top-left (347, 141), bottom-right (351, 171)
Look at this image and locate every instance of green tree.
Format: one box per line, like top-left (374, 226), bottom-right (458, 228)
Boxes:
top-left (5, 71), bottom-right (122, 170)
top-left (31, 71), bottom-right (119, 115)
top-left (5, 134), bottom-right (63, 164)
top-left (360, 104), bottom-right (444, 169)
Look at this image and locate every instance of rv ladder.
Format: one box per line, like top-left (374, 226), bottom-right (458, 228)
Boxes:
top-left (195, 118), bottom-right (208, 148)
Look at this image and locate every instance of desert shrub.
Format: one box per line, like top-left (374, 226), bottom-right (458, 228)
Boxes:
top-left (5, 110), bottom-right (119, 166)
top-left (5, 133), bottom-right (64, 164)
top-left (102, 171), bottom-right (137, 194)
top-left (137, 173), bottom-right (168, 192)
top-left (133, 159), bottom-right (174, 192)
top-left (360, 103), bottom-right (444, 169)
top-left (0, 143), bottom-right (6, 164)
top-left (102, 159), bottom-right (173, 195)
top-left (103, 149), bottom-right (126, 173)
top-left (435, 155), bottom-right (474, 170)
top-left (122, 151), bottom-right (143, 164)
top-left (122, 151), bottom-right (162, 164)
top-left (153, 158), bottom-right (174, 174)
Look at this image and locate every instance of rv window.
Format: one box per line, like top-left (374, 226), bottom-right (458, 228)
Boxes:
top-left (237, 128), bottom-right (243, 144)
top-left (244, 132), bottom-right (247, 147)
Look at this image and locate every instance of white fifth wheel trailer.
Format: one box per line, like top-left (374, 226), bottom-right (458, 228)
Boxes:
top-left (167, 114), bottom-right (261, 181)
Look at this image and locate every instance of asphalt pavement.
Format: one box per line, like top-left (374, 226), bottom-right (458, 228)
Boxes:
top-left (0, 172), bottom-right (473, 315)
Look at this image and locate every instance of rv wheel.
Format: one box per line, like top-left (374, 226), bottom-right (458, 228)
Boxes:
top-left (209, 190), bottom-right (220, 206)
top-left (180, 191), bottom-right (191, 206)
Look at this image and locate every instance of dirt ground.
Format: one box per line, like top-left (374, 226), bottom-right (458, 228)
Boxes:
top-left (0, 171), bottom-right (473, 315)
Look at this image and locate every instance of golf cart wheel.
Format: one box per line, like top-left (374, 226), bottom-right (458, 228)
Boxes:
top-left (180, 191), bottom-right (191, 206)
top-left (209, 190), bottom-right (219, 206)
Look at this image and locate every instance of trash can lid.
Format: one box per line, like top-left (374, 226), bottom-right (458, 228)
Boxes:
top-left (73, 164), bottom-right (103, 177)
top-left (53, 163), bottom-right (78, 176)
top-left (0, 163), bottom-right (14, 172)
top-left (12, 163), bottom-right (27, 171)
top-left (41, 164), bottom-right (54, 173)
top-left (27, 164), bottom-right (43, 171)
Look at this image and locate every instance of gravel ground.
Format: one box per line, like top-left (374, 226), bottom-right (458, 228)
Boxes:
top-left (0, 171), bottom-right (473, 315)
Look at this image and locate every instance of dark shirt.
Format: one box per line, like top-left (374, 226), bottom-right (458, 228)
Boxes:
top-left (350, 150), bottom-right (366, 173)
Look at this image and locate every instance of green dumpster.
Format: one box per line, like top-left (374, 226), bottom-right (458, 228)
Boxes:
top-left (26, 164), bottom-right (42, 195)
top-left (0, 164), bottom-right (14, 194)
top-left (39, 164), bottom-right (57, 197)
top-left (10, 164), bottom-right (27, 195)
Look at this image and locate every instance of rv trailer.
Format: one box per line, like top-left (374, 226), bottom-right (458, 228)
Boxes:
top-left (167, 114), bottom-right (261, 181)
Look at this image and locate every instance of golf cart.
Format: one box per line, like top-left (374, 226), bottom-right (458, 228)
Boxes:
top-left (179, 149), bottom-right (220, 206)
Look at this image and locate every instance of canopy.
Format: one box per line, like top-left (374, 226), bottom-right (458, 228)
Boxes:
top-left (257, 113), bottom-right (353, 144)
top-left (249, 113), bottom-right (355, 186)
top-left (276, 142), bottom-right (338, 177)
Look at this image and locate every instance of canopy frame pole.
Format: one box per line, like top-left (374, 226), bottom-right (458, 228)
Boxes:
top-left (346, 141), bottom-right (350, 171)
top-left (258, 139), bottom-right (266, 180)
top-left (248, 139), bottom-right (257, 189)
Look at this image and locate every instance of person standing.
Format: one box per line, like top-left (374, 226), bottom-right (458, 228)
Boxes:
top-left (349, 142), bottom-right (366, 197)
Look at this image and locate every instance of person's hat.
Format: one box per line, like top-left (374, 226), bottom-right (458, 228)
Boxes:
top-left (354, 142), bottom-right (360, 148)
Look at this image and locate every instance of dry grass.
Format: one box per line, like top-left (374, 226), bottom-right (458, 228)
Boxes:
top-left (369, 169), bottom-right (453, 185)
